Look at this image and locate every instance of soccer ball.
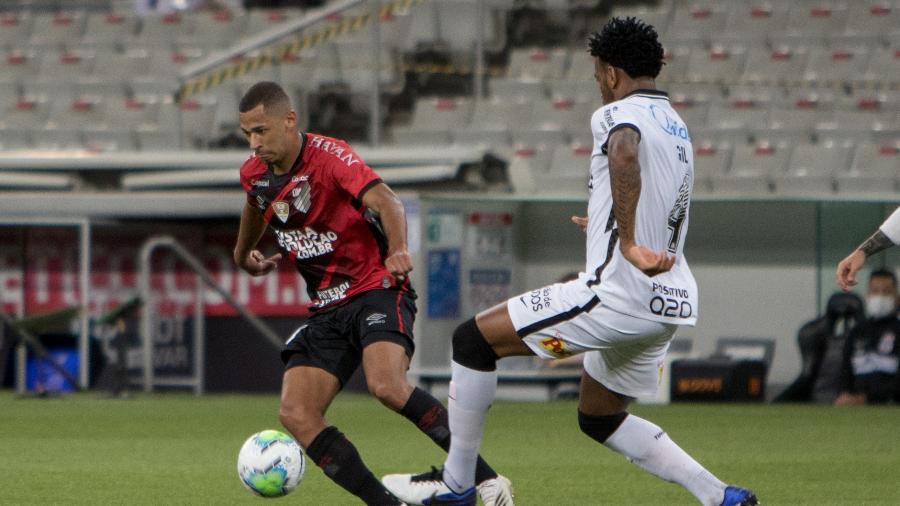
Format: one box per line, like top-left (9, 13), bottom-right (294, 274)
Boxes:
top-left (237, 430), bottom-right (306, 498)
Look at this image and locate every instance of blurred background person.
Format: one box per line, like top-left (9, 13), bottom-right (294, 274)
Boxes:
top-left (835, 268), bottom-right (900, 406)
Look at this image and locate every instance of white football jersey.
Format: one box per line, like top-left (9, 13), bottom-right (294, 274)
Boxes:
top-left (584, 89), bottom-right (698, 325)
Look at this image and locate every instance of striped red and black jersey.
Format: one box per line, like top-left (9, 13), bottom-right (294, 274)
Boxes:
top-left (240, 133), bottom-right (406, 310)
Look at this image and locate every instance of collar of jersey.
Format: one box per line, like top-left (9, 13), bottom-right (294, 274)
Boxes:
top-left (622, 88), bottom-right (669, 100)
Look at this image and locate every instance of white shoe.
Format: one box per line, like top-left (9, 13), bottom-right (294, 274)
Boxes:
top-left (477, 475), bottom-right (514, 506)
top-left (382, 466), bottom-right (476, 505)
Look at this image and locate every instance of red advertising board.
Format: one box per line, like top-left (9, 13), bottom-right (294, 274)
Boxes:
top-left (0, 225), bottom-right (311, 318)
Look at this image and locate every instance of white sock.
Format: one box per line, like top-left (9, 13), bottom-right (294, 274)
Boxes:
top-left (604, 415), bottom-right (726, 506)
top-left (442, 361), bottom-right (497, 492)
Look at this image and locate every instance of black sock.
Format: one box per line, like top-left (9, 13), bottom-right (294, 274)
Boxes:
top-left (400, 386), bottom-right (499, 485)
top-left (306, 426), bottom-right (400, 505)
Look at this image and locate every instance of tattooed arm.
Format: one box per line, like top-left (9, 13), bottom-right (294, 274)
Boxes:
top-left (836, 207), bottom-right (900, 292)
top-left (607, 127), bottom-right (674, 277)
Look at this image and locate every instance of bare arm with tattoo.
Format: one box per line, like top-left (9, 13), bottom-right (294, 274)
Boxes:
top-left (836, 229), bottom-right (895, 292)
top-left (607, 127), bottom-right (675, 277)
top-left (836, 207), bottom-right (900, 291)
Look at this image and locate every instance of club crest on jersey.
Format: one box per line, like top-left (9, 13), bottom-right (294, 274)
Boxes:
top-left (272, 201), bottom-right (290, 222)
top-left (291, 182), bottom-right (311, 213)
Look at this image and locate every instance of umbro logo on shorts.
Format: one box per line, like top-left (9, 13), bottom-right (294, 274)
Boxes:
top-left (366, 313), bottom-right (387, 326)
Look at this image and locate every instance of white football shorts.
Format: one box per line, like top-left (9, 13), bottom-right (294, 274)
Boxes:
top-left (507, 277), bottom-right (677, 398)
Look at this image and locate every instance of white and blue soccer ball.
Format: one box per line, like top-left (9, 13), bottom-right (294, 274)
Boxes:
top-left (237, 430), bottom-right (306, 498)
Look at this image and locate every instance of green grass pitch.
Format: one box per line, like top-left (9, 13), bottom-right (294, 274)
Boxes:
top-left (1, 391), bottom-right (898, 505)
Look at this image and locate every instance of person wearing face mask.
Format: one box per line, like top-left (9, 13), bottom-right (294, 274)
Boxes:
top-left (834, 269), bottom-right (900, 406)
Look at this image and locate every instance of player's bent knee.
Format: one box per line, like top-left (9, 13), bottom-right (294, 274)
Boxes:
top-left (578, 410), bottom-right (628, 444)
top-left (452, 318), bottom-right (499, 372)
top-left (279, 403), bottom-right (323, 437)
top-left (366, 378), bottom-right (410, 409)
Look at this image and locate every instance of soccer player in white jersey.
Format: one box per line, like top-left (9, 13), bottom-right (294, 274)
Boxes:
top-left (383, 18), bottom-right (758, 506)
top-left (837, 207), bottom-right (900, 291)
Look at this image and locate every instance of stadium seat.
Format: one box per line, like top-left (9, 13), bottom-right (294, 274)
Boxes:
top-left (836, 142), bottom-right (900, 194)
top-left (391, 97), bottom-right (472, 145)
top-left (861, 47), bottom-right (900, 85)
top-left (780, 2), bottom-right (850, 46)
top-left (30, 128), bottom-right (83, 151)
top-left (183, 10), bottom-right (247, 51)
top-left (665, 3), bottom-right (729, 45)
top-left (712, 141), bottom-right (789, 194)
top-left (435, 0), bottom-right (505, 53)
top-left (773, 141), bottom-right (851, 195)
top-left (719, 3), bottom-right (789, 44)
top-left (801, 46), bottom-right (870, 86)
top-left (815, 94), bottom-right (897, 143)
top-left (451, 97), bottom-right (530, 147)
top-left (274, 50), bottom-right (319, 94)
top-left (706, 97), bottom-right (768, 145)
top-left (528, 97), bottom-right (591, 138)
top-left (36, 49), bottom-right (96, 82)
top-left (156, 96), bottom-right (218, 149)
top-left (489, 78), bottom-right (546, 100)
top-left (506, 48), bottom-right (568, 81)
top-left (843, 1), bottom-right (898, 40)
top-left (135, 12), bottom-right (194, 48)
top-left (0, 49), bottom-right (40, 85)
top-left (684, 44), bottom-right (747, 83)
top-left (692, 142), bottom-right (731, 194)
top-left (548, 79), bottom-right (597, 103)
top-left (608, 4), bottom-right (671, 36)
top-left (0, 95), bottom-right (50, 133)
top-left (0, 12), bottom-right (33, 49)
top-left (82, 129), bottom-right (138, 152)
top-left (656, 46), bottom-right (692, 84)
top-left (740, 46), bottom-right (809, 85)
top-left (757, 94), bottom-right (832, 144)
top-left (81, 11), bottom-right (138, 46)
top-left (547, 143), bottom-right (592, 193)
top-left (105, 96), bottom-right (162, 131)
top-left (28, 11), bottom-right (86, 48)
top-left (0, 129), bottom-right (32, 150)
top-left (46, 96), bottom-right (109, 132)
top-left (670, 94), bottom-right (709, 131)
top-left (135, 126), bottom-right (178, 151)
top-left (334, 41), bottom-right (402, 94)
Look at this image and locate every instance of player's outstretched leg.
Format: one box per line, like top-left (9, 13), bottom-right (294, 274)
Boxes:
top-left (281, 366), bottom-right (404, 505)
top-left (398, 386), bottom-right (513, 506)
top-left (578, 371), bottom-right (758, 506)
top-left (364, 340), bottom-right (513, 506)
top-left (384, 315), bottom-right (526, 506)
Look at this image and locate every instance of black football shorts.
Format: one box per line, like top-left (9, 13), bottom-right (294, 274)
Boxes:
top-left (281, 288), bottom-right (417, 386)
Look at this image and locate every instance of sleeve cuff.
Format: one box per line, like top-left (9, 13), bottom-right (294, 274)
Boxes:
top-left (601, 123), bottom-right (641, 155)
top-left (356, 178), bottom-right (383, 201)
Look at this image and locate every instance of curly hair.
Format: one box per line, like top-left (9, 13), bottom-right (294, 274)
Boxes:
top-left (588, 17), bottom-right (664, 79)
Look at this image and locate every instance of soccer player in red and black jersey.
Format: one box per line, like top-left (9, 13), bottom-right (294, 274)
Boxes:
top-left (233, 82), bottom-right (513, 506)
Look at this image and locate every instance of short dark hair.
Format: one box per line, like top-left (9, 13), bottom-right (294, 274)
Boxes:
top-left (588, 17), bottom-right (664, 79)
top-left (239, 81), bottom-right (291, 113)
top-left (870, 268), bottom-right (897, 286)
